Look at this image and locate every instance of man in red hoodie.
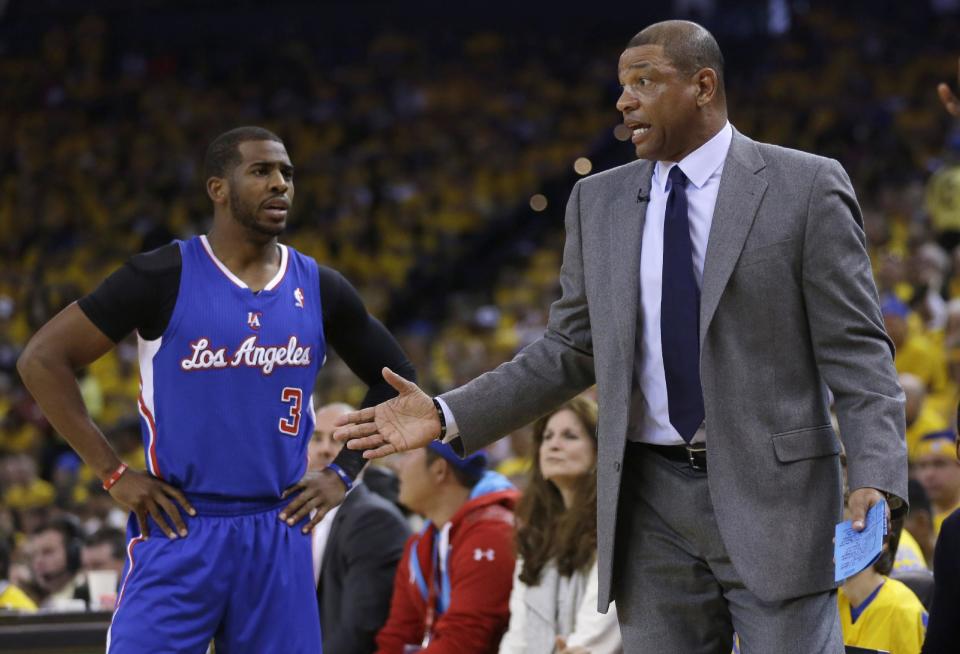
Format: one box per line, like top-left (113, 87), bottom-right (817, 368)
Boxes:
top-left (376, 442), bottom-right (518, 654)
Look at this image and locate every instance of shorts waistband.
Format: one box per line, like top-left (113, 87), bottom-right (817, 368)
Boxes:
top-left (184, 493), bottom-right (290, 516)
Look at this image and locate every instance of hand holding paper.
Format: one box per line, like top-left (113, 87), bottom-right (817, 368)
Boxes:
top-left (834, 498), bottom-right (887, 582)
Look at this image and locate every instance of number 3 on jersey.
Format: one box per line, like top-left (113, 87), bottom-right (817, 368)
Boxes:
top-left (279, 387), bottom-right (303, 436)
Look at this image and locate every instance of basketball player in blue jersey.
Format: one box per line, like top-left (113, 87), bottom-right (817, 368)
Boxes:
top-left (17, 126), bottom-right (416, 652)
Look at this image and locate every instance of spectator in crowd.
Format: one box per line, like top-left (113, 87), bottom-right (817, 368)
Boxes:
top-left (375, 442), bottom-right (517, 653)
top-left (896, 479), bottom-right (933, 572)
top-left (900, 374), bottom-right (948, 460)
top-left (837, 515), bottom-right (927, 654)
top-left (0, 536), bottom-right (36, 612)
top-left (80, 526), bottom-right (125, 576)
top-left (79, 525), bottom-right (125, 610)
top-left (913, 430), bottom-right (960, 535)
top-left (308, 402), bottom-right (409, 654)
top-left (361, 463), bottom-right (404, 510)
top-left (2, 454), bottom-right (55, 512)
top-left (494, 426), bottom-right (535, 490)
top-left (884, 298), bottom-right (948, 395)
top-left (894, 479), bottom-right (937, 568)
top-left (499, 397), bottom-right (621, 654)
top-left (26, 517), bottom-right (86, 608)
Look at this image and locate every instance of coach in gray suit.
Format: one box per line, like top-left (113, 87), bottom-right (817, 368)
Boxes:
top-left (335, 20), bottom-right (907, 654)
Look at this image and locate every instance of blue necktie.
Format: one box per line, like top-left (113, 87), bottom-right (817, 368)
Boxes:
top-left (661, 166), bottom-right (705, 442)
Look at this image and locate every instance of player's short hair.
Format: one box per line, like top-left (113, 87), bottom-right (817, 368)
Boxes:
top-left (204, 126), bottom-right (283, 179)
top-left (627, 21), bottom-right (725, 95)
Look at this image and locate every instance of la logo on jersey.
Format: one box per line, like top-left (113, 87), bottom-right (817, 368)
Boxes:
top-left (247, 312), bottom-right (262, 330)
top-left (294, 287), bottom-right (305, 309)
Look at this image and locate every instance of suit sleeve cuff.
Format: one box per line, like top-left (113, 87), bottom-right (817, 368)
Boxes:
top-left (434, 397), bottom-right (460, 442)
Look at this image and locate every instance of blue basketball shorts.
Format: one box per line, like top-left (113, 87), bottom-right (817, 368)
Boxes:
top-left (106, 496), bottom-right (321, 653)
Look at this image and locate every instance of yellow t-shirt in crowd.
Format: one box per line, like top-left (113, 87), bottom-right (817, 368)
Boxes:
top-left (925, 380), bottom-right (958, 426)
top-left (0, 582), bottom-right (38, 612)
top-left (893, 529), bottom-right (927, 572)
top-left (838, 577), bottom-right (927, 654)
top-left (895, 333), bottom-right (948, 394)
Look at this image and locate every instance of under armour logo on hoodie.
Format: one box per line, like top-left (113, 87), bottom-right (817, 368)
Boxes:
top-left (473, 548), bottom-right (495, 561)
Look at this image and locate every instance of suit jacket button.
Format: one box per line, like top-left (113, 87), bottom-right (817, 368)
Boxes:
top-left (614, 461), bottom-right (621, 472)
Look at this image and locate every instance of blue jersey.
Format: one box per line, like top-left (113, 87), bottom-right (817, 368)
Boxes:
top-left (136, 235), bottom-right (324, 499)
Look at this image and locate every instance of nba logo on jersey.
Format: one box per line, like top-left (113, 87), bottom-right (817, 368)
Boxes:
top-left (247, 312), bottom-right (262, 330)
top-left (294, 287), bottom-right (305, 309)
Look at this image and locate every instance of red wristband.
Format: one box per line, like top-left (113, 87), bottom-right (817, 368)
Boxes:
top-left (102, 463), bottom-right (129, 491)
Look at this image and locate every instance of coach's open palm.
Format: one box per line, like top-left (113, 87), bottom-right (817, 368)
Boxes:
top-left (333, 367), bottom-right (440, 459)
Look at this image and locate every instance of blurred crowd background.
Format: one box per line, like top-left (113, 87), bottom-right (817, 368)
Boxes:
top-left (2, 0), bottom-right (960, 626)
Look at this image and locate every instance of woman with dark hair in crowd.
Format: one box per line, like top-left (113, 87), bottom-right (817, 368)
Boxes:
top-left (499, 396), bottom-right (621, 654)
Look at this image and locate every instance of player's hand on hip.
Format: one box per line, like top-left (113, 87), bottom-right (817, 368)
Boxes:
top-left (279, 468), bottom-right (347, 533)
top-left (938, 56), bottom-right (960, 116)
top-left (109, 469), bottom-right (196, 540)
top-left (332, 367), bottom-right (440, 459)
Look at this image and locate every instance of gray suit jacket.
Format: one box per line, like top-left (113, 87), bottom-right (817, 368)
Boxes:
top-left (442, 129), bottom-right (907, 608)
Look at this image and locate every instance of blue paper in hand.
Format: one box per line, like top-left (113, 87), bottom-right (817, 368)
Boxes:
top-left (834, 498), bottom-right (887, 582)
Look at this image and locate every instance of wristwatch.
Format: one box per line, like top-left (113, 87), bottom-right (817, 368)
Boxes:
top-left (432, 397), bottom-right (447, 441)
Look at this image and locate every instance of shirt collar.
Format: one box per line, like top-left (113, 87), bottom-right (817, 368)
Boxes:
top-left (653, 121), bottom-right (733, 192)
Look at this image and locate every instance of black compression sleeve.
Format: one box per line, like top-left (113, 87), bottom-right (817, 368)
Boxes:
top-left (77, 243), bottom-right (181, 342)
top-left (319, 266), bottom-right (417, 481)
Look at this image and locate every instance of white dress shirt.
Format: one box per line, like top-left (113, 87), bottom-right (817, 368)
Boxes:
top-left (311, 504), bottom-right (341, 586)
top-left (439, 122), bottom-right (733, 447)
top-left (635, 121), bottom-right (732, 445)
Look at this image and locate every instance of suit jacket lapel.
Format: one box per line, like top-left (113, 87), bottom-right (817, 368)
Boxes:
top-left (610, 160), bottom-right (653, 364)
top-left (699, 131), bottom-right (768, 345)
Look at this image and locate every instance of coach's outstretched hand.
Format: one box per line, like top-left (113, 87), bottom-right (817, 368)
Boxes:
top-left (109, 469), bottom-right (196, 540)
top-left (280, 468), bottom-right (347, 533)
top-left (938, 57), bottom-right (960, 116)
top-left (333, 367), bottom-right (440, 459)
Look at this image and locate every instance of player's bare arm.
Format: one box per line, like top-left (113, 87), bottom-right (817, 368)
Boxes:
top-left (333, 367), bottom-right (440, 459)
top-left (17, 302), bottom-right (195, 540)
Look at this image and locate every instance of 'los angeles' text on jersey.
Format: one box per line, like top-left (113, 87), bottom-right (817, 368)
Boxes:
top-left (180, 335), bottom-right (312, 375)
